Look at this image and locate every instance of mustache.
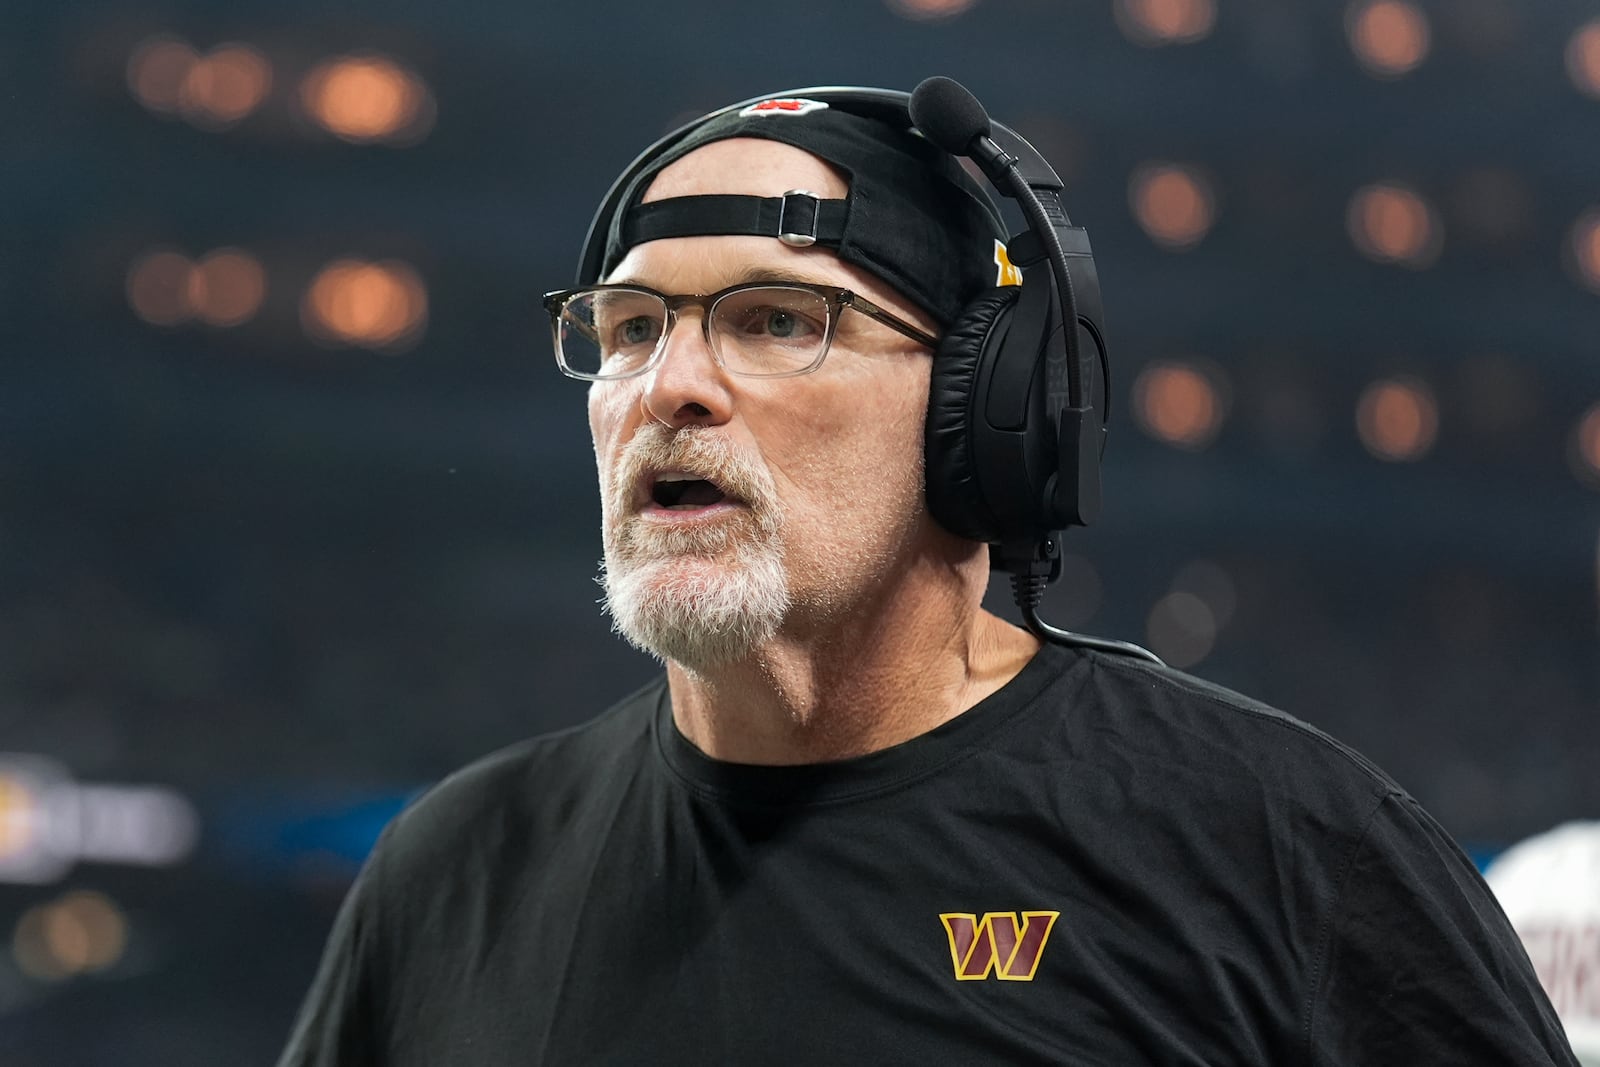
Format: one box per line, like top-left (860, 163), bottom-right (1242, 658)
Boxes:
top-left (607, 424), bottom-right (778, 517)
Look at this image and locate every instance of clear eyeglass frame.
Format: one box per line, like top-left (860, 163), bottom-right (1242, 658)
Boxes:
top-left (542, 280), bottom-right (939, 382)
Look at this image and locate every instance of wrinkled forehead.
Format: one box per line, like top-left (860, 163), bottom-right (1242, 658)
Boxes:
top-left (641, 137), bottom-right (848, 204)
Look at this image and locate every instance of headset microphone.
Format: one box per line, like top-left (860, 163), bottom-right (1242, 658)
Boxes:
top-left (909, 77), bottom-right (1100, 535)
top-left (911, 77), bottom-right (1158, 665)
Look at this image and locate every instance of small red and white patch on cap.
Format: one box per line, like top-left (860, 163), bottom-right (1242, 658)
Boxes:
top-left (738, 98), bottom-right (830, 118)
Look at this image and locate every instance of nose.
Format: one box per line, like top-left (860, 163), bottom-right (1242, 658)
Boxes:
top-left (640, 307), bottom-right (734, 428)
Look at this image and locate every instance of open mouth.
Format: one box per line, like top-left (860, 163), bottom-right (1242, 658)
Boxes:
top-left (648, 471), bottom-right (731, 511)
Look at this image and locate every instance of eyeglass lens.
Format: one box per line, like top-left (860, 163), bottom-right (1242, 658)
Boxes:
top-left (556, 286), bottom-right (832, 379)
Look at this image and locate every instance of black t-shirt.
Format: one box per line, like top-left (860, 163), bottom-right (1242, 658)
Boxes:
top-left (278, 643), bottom-right (1578, 1065)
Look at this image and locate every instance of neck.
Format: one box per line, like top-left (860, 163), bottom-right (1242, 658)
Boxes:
top-left (665, 551), bottom-right (1040, 765)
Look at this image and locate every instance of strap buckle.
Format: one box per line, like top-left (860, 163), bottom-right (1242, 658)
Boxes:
top-left (777, 189), bottom-right (820, 248)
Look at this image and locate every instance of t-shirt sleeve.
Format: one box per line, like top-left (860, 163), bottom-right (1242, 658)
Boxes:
top-left (1310, 791), bottom-right (1579, 1065)
top-left (275, 827), bottom-right (393, 1067)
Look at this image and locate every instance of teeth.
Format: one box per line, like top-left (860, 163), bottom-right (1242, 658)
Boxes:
top-left (644, 469), bottom-right (732, 511)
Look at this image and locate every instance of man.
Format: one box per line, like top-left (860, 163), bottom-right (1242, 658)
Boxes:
top-left (279, 85), bottom-right (1578, 1064)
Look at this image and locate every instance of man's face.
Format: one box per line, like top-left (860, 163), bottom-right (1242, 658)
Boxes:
top-left (588, 137), bottom-right (946, 671)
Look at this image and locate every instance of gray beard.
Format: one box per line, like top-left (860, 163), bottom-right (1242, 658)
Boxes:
top-left (596, 425), bottom-right (791, 672)
top-left (598, 513), bottom-right (790, 671)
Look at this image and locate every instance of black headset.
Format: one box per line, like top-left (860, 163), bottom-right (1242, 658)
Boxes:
top-left (576, 77), bottom-right (1161, 664)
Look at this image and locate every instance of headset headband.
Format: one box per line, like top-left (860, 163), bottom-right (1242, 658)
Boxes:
top-left (575, 86), bottom-right (1066, 288)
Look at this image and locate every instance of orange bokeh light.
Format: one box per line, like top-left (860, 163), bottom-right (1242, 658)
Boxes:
top-left (1347, 183), bottom-right (1440, 267)
top-left (128, 248), bottom-right (266, 328)
top-left (126, 250), bottom-right (196, 326)
top-left (1573, 404), bottom-right (1600, 486)
top-left (1568, 210), bottom-right (1600, 293)
top-left (1115, 0), bottom-right (1217, 46)
top-left (1347, 0), bottom-right (1430, 78)
top-left (1134, 362), bottom-right (1226, 449)
top-left (13, 892), bottom-right (127, 982)
top-left (886, 0), bottom-right (977, 19)
top-left (178, 44), bottom-right (272, 128)
top-left (1130, 163), bottom-right (1215, 250)
top-left (0, 776), bottom-right (36, 859)
top-left (300, 56), bottom-right (432, 144)
top-left (48, 892), bottom-right (127, 973)
top-left (1566, 20), bottom-right (1600, 99)
top-left (187, 249), bottom-right (266, 326)
top-left (126, 36), bottom-right (198, 114)
top-left (1357, 377), bottom-right (1438, 461)
top-left (302, 259), bottom-right (428, 350)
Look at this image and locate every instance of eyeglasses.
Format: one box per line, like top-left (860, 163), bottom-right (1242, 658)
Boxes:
top-left (542, 281), bottom-right (939, 381)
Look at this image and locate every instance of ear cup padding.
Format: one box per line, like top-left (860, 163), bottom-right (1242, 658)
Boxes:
top-left (924, 286), bottom-right (1019, 543)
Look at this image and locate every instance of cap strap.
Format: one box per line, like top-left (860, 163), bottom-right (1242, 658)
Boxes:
top-left (621, 193), bottom-right (849, 253)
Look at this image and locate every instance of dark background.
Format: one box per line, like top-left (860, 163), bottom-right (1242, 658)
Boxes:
top-left (2, 0), bottom-right (1597, 1062)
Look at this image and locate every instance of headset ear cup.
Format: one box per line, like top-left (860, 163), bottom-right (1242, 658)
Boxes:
top-left (924, 286), bottom-right (1019, 543)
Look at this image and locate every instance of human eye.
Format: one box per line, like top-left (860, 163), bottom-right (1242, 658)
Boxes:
top-left (593, 293), bottom-right (664, 362)
top-left (754, 307), bottom-right (820, 340)
top-left (613, 315), bottom-right (662, 348)
top-left (722, 291), bottom-right (825, 345)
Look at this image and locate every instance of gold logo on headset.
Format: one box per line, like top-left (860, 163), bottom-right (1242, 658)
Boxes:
top-left (994, 241), bottom-right (1023, 286)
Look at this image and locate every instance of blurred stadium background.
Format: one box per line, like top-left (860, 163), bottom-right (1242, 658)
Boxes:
top-left (3, 0), bottom-right (1598, 1062)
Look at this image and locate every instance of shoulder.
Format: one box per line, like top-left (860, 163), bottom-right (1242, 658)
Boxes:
top-left (373, 677), bottom-right (667, 882)
top-left (1037, 645), bottom-right (1401, 818)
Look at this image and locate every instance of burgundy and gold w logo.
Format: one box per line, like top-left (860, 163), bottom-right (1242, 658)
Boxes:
top-left (940, 911), bottom-right (1059, 981)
